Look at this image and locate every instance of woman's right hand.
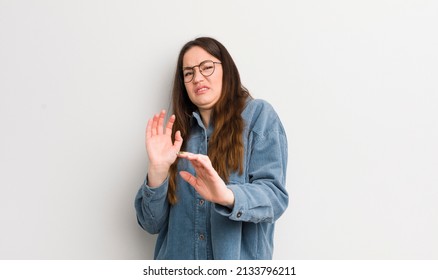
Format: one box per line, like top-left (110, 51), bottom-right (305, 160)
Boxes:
top-left (145, 110), bottom-right (183, 187)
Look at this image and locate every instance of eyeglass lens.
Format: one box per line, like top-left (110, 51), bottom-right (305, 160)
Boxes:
top-left (183, 60), bottom-right (217, 83)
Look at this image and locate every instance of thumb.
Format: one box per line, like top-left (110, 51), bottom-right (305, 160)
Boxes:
top-left (174, 130), bottom-right (183, 150)
top-left (179, 171), bottom-right (197, 188)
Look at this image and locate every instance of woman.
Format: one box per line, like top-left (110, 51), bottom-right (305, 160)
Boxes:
top-left (135, 37), bottom-right (288, 259)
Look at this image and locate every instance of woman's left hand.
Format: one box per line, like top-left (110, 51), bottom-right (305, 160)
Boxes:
top-left (177, 152), bottom-right (235, 208)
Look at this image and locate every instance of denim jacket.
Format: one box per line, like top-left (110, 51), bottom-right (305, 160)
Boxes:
top-left (135, 98), bottom-right (288, 259)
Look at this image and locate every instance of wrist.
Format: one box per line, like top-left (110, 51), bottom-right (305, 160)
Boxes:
top-left (147, 164), bottom-right (170, 188)
top-left (221, 188), bottom-right (235, 209)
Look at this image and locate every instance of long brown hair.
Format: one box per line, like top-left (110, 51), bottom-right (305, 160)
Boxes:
top-left (168, 37), bottom-right (251, 204)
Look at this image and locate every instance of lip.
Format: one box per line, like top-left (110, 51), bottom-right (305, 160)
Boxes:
top-left (195, 85), bottom-right (210, 94)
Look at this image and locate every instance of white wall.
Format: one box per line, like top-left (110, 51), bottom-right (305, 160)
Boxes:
top-left (1, 0), bottom-right (437, 259)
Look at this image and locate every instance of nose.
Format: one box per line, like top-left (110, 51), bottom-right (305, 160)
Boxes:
top-left (192, 67), bottom-right (204, 83)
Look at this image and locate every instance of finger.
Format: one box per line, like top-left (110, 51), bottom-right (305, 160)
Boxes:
top-left (177, 152), bottom-right (205, 163)
top-left (174, 130), bottom-right (183, 150)
top-left (165, 114), bottom-right (176, 135)
top-left (157, 110), bottom-right (166, 135)
top-left (146, 118), bottom-right (153, 139)
top-left (177, 153), bottom-right (205, 170)
top-left (179, 171), bottom-right (198, 188)
top-left (189, 154), bottom-right (212, 168)
top-left (189, 156), bottom-right (205, 169)
top-left (151, 113), bottom-right (159, 136)
top-left (184, 155), bottom-right (216, 176)
top-left (176, 151), bottom-right (194, 158)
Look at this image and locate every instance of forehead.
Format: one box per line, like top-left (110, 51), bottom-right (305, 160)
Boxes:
top-left (183, 46), bottom-right (217, 67)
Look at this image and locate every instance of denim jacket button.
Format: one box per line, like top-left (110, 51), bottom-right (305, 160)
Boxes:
top-left (199, 234), bottom-right (205, 240)
top-left (199, 199), bottom-right (205, 206)
top-left (237, 211), bottom-right (242, 218)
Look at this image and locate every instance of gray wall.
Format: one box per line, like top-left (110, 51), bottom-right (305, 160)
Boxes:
top-left (1, 0), bottom-right (437, 259)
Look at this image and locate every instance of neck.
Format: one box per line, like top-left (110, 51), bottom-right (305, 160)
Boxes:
top-left (199, 109), bottom-right (211, 127)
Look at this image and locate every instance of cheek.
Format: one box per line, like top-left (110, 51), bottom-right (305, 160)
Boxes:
top-left (214, 78), bottom-right (223, 93)
top-left (184, 84), bottom-right (194, 96)
top-left (214, 72), bottom-right (223, 90)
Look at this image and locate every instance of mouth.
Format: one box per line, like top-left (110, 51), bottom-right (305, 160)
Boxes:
top-left (195, 86), bottom-right (209, 94)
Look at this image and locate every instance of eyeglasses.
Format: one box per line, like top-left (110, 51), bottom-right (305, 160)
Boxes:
top-left (182, 60), bottom-right (221, 83)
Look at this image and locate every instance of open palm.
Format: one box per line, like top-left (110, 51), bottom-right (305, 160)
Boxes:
top-left (145, 110), bottom-right (183, 187)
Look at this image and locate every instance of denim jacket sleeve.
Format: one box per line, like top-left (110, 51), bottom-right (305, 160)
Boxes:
top-left (134, 177), bottom-right (170, 234)
top-left (214, 99), bottom-right (289, 223)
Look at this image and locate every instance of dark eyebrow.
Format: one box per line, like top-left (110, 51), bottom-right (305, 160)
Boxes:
top-left (182, 60), bottom-right (212, 70)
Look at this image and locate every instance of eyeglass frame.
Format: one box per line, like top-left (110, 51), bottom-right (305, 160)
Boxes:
top-left (182, 60), bottom-right (222, 83)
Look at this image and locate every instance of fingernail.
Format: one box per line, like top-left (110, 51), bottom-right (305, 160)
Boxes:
top-left (176, 151), bottom-right (186, 155)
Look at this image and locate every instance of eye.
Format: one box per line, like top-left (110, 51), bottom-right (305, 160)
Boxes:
top-left (183, 71), bottom-right (193, 77)
top-left (201, 65), bottom-right (213, 71)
